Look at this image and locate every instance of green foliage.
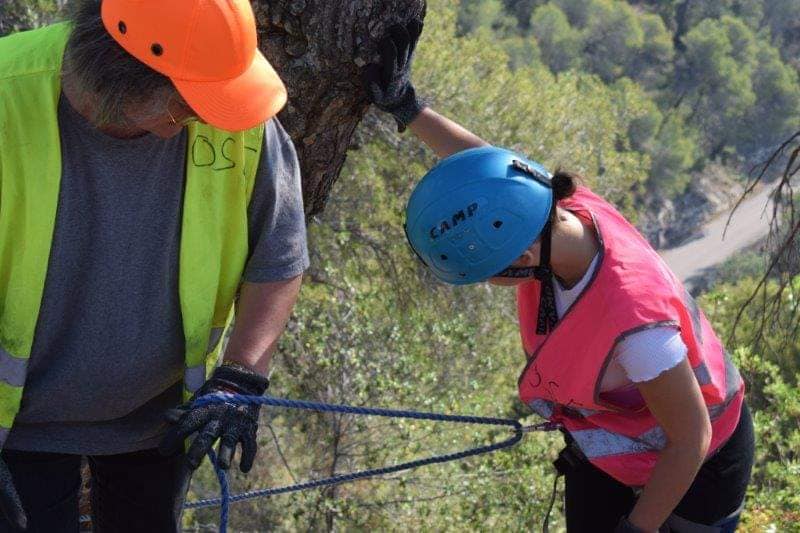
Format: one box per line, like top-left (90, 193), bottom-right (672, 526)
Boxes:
top-left (648, 114), bottom-right (700, 195)
top-left (530, 4), bottom-right (582, 73)
top-left (704, 248), bottom-right (767, 288)
top-left (729, 347), bottom-right (800, 528)
top-left (631, 12), bottom-right (675, 87)
top-left (581, 1), bottom-right (645, 82)
top-left (501, 0), bottom-right (544, 30)
top-left (604, 78), bottom-right (699, 195)
top-left (0, 0), bottom-right (60, 36)
top-left (674, 17), bottom-right (761, 159)
top-left (733, 0), bottom-right (766, 29)
top-left (532, 0), bottom-right (676, 85)
top-left (459, 0), bottom-right (800, 195)
top-left (681, 1), bottom-right (741, 30)
top-left (764, 0), bottom-right (800, 49)
top-left (417, 5), bottom-right (651, 215)
top-left (702, 277), bottom-right (800, 379)
top-left (458, 0), bottom-right (518, 36)
top-left (742, 42), bottom-right (800, 156)
top-left (501, 34), bottom-right (542, 70)
top-left (699, 278), bottom-right (800, 529)
top-left (660, 10), bottom-right (798, 163)
top-left (552, 0), bottom-right (592, 27)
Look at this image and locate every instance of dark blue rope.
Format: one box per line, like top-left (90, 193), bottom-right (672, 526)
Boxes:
top-left (205, 449), bottom-right (230, 533)
top-left (186, 393), bottom-right (558, 532)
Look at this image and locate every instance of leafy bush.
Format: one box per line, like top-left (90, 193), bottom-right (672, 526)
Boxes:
top-left (0, 0), bottom-right (60, 36)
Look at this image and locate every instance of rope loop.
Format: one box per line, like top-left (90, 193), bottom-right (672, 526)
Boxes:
top-left (186, 393), bottom-right (560, 532)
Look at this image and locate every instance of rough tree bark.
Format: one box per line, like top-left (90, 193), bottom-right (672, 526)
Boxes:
top-left (255, 0), bottom-right (427, 217)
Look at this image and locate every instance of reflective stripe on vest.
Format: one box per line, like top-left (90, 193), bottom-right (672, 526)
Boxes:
top-left (0, 347), bottom-right (27, 441)
top-left (527, 341), bottom-right (743, 464)
top-left (0, 347), bottom-right (28, 388)
top-left (183, 327), bottom-right (227, 394)
top-left (528, 349), bottom-right (742, 461)
top-left (184, 365), bottom-right (208, 395)
top-left (570, 426), bottom-right (667, 458)
top-left (530, 399), bottom-right (554, 419)
top-left (0, 23), bottom-right (265, 443)
top-left (694, 362), bottom-right (713, 386)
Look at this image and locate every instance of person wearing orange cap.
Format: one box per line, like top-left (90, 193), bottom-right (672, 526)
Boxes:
top-left (0, 0), bottom-right (307, 530)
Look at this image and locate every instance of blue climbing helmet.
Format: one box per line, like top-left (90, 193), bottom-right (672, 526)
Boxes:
top-left (405, 146), bottom-right (554, 285)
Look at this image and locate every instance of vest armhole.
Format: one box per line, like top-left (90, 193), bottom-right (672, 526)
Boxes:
top-left (592, 319), bottom-right (680, 412)
top-left (243, 124), bottom-right (266, 205)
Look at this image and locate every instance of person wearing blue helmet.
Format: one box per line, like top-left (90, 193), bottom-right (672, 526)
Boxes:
top-left (362, 21), bottom-right (755, 533)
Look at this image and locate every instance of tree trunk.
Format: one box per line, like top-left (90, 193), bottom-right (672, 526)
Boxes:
top-left (255, 0), bottom-right (427, 217)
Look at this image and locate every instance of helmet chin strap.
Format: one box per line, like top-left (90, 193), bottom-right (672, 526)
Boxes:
top-left (495, 220), bottom-right (559, 335)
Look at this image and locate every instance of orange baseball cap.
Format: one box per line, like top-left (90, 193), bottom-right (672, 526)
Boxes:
top-left (101, 0), bottom-right (288, 132)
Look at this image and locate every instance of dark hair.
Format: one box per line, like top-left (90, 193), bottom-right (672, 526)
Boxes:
top-left (63, 0), bottom-right (173, 126)
top-left (551, 168), bottom-right (580, 201)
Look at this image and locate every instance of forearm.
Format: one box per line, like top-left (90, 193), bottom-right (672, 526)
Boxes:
top-left (408, 107), bottom-right (489, 159)
top-left (629, 358), bottom-right (713, 531)
top-left (628, 441), bottom-right (708, 530)
top-left (223, 276), bottom-right (303, 376)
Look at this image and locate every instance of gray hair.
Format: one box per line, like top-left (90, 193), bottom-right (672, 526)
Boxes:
top-left (63, 0), bottom-right (175, 126)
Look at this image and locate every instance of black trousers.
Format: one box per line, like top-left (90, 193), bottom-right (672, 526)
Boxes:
top-left (0, 448), bottom-right (187, 533)
top-left (563, 402), bottom-right (755, 532)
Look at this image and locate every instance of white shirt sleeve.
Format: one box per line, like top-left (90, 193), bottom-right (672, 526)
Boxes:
top-left (614, 326), bottom-right (688, 383)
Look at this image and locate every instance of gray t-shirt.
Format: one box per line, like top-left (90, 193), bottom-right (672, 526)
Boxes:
top-left (4, 96), bottom-right (309, 455)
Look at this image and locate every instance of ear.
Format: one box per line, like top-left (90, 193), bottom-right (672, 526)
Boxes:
top-left (516, 248), bottom-right (538, 268)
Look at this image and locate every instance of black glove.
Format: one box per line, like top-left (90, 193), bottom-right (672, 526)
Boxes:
top-left (0, 457), bottom-right (27, 531)
top-left (361, 19), bottom-right (426, 132)
top-left (159, 363), bottom-right (269, 473)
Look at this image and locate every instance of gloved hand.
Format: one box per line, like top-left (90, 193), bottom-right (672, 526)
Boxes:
top-left (159, 363), bottom-right (269, 472)
top-left (361, 19), bottom-right (426, 132)
top-left (0, 456), bottom-right (27, 531)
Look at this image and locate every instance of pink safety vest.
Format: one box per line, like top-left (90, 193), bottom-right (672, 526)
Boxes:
top-left (517, 187), bottom-right (744, 487)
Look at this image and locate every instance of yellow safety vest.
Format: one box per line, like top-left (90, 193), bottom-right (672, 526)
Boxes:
top-left (0, 23), bottom-right (264, 447)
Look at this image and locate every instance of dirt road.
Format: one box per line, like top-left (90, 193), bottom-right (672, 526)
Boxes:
top-left (659, 185), bottom-right (774, 289)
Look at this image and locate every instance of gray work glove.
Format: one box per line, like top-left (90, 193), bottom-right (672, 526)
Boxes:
top-left (0, 457), bottom-right (26, 531)
top-left (159, 364), bottom-right (269, 473)
top-left (361, 19), bottom-right (426, 132)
